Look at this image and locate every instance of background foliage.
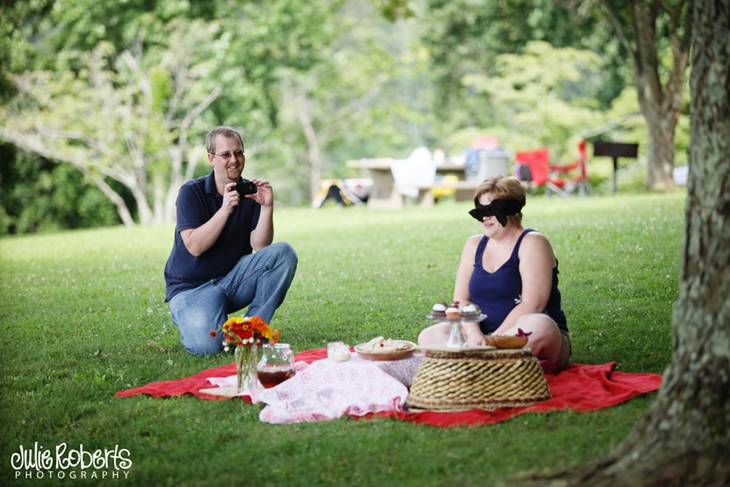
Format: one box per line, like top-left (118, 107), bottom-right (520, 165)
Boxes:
top-left (0, 0), bottom-right (689, 234)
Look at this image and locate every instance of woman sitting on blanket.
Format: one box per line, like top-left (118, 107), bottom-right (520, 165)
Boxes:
top-left (418, 175), bottom-right (571, 370)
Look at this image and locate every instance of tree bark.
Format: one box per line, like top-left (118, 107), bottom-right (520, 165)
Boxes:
top-left (517, 0), bottom-right (730, 484)
top-left (643, 111), bottom-right (678, 189)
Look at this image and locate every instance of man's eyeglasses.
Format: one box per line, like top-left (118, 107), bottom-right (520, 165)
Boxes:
top-left (209, 150), bottom-right (245, 160)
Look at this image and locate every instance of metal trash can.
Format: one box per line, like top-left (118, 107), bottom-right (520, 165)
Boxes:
top-left (464, 149), bottom-right (510, 182)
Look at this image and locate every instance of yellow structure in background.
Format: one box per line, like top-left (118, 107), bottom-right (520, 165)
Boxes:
top-left (432, 174), bottom-right (459, 201)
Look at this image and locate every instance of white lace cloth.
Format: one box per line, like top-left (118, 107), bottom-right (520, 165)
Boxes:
top-left (206, 353), bottom-right (423, 424)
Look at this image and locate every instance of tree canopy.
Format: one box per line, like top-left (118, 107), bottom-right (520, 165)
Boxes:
top-left (0, 0), bottom-right (691, 232)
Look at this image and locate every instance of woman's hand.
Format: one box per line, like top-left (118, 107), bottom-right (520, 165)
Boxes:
top-left (462, 322), bottom-right (487, 346)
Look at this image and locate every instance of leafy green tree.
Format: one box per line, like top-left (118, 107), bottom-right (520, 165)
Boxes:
top-left (596, 0), bottom-right (692, 189)
top-left (0, 144), bottom-right (121, 234)
top-left (0, 0), bottom-right (352, 221)
top-left (415, 0), bottom-right (625, 125)
top-left (210, 0), bottom-right (345, 202)
top-left (274, 0), bottom-right (440, 200)
top-left (0, 19), bottom-right (224, 225)
top-left (462, 41), bottom-right (606, 157)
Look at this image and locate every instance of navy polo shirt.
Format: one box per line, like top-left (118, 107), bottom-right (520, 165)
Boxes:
top-left (164, 172), bottom-right (260, 302)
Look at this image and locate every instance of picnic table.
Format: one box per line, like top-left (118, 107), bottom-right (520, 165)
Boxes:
top-left (347, 158), bottom-right (478, 209)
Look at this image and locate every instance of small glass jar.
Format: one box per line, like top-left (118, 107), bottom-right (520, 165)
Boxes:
top-left (327, 341), bottom-right (351, 361)
top-left (256, 343), bottom-right (296, 388)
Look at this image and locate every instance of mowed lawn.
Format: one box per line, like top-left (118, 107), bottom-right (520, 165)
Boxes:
top-left (0, 192), bottom-right (685, 486)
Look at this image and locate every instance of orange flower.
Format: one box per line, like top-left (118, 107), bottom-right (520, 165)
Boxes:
top-left (218, 315), bottom-right (280, 348)
top-left (250, 317), bottom-right (266, 332)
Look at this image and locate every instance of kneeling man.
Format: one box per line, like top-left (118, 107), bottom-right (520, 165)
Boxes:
top-left (164, 126), bottom-right (297, 355)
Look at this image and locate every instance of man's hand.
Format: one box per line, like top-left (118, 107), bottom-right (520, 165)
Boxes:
top-left (181, 183), bottom-right (236, 257)
top-left (222, 182), bottom-right (240, 214)
top-left (249, 179), bottom-right (274, 250)
top-left (247, 179), bottom-right (273, 207)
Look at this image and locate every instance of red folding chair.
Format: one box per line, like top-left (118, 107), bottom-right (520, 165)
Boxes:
top-left (515, 141), bottom-right (590, 197)
top-left (551, 140), bottom-right (590, 196)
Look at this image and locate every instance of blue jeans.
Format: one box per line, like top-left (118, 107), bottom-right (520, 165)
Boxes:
top-left (168, 242), bottom-right (298, 355)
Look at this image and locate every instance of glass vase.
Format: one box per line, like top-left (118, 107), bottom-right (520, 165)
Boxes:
top-left (234, 344), bottom-right (259, 394)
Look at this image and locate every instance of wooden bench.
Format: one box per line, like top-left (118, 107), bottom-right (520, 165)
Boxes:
top-left (416, 179), bottom-right (481, 207)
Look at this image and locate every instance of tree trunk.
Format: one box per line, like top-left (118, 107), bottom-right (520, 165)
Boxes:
top-left (91, 175), bottom-right (136, 227)
top-left (518, 0), bottom-right (730, 484)
top-left (152, 172), bottom-right (165, 224)
top-left (632, 2), bottom-right (684, 190)
top-left (643, 107), bottom-right (678, 189)
top-left (295, 88), bottom-right (323, 202)
top-left (602, 1), bottom-right (690, 190)
top-left (130, 184), bottom-right (153, 225)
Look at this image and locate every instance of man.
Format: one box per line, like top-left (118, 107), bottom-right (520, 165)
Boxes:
top-left (164, 126), bottom-right (297, 355)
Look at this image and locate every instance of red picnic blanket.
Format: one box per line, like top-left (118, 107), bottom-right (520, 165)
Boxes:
top-left (115, 348), bottom-right (662, 428)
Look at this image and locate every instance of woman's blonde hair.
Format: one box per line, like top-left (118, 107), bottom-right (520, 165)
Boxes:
top-left (473, 176), bottom-right (526, 226)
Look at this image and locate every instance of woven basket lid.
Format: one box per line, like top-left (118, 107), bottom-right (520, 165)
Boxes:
top-left (407, 348), bottom-right (550, 411)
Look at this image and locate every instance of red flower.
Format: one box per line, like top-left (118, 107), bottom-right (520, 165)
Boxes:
top-left (209, 330), bottom-right (218, 338)
top-left (219, 315), bottom-right (281, 347)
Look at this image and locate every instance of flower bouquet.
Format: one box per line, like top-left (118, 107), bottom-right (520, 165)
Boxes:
top-left (219, 316), bottom-right (280, 393)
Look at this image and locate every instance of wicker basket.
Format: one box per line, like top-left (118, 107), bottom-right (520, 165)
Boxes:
top-left (407, 348), bottom-right (550, 411)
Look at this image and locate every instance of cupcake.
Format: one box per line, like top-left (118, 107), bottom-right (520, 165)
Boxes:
top-left (431, 302), bottom-right (447, 318)
top-left (445, 306), bottom-right (462, 321)
top-left (460, 303), bottom-right (481, 320)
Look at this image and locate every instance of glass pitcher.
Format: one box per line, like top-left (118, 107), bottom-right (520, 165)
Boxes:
top-left (256, 343), bottom-right (296, 388)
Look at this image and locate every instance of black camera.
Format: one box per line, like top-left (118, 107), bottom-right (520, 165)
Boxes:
top-left (236, 179), bottom-right (257, 196)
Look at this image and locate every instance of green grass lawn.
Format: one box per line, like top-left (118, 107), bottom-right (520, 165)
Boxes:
top-left (0, 192), bottom-right (685, 486)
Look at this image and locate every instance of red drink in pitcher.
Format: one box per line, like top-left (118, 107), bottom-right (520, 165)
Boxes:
top-left (256, 343), bottom-right (296, 388)
top-left (257, 367), bottom-right (295, 388)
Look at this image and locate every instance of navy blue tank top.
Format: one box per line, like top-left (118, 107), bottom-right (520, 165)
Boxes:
top-left (468, 229), bottom-right (568, 334)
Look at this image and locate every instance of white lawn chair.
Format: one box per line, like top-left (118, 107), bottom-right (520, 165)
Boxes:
top-left (390, 147), bottom-right (436, 200)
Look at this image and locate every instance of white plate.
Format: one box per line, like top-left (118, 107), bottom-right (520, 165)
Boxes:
top-left (354, 340), bottom-right (417, 361)
top-left (426, 313), bottom-right (487, 322)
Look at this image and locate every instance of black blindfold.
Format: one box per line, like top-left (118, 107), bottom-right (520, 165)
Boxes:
top-left (468, 199), bottom-right (523, 226)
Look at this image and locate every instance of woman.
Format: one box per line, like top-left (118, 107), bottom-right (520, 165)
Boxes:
top-left (418, 176), bottom-right (571, 369)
